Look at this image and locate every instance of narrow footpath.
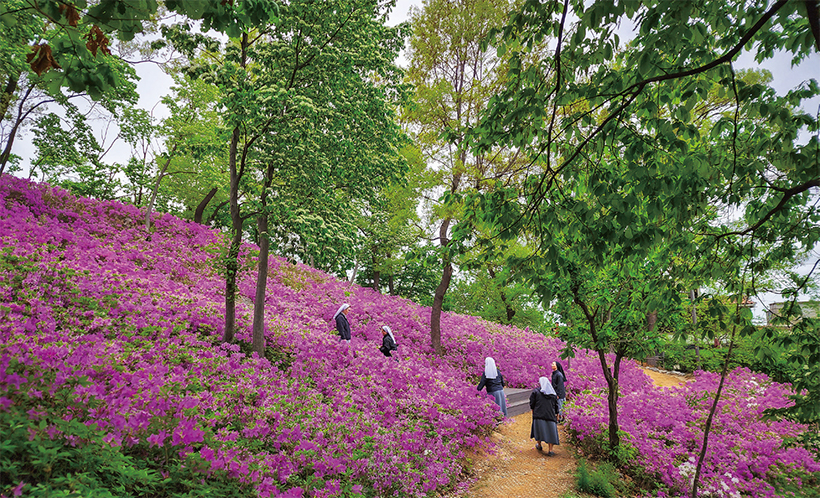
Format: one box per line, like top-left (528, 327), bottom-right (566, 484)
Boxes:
top-left (464, 413), bottom-right (576, 497)
top-left (461, 369), bottom-right (690, 497)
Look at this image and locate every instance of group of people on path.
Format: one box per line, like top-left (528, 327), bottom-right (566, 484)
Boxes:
top-left (333, 303), bottom-right (569, 455)
top-left (477, 356), bottom-right (568, 456)
top-left (332, 303), bottom-right (398, 358)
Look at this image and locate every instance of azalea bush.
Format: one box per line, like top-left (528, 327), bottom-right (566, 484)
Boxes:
top-left (568, 367), bottom-right (820, 497)
top-left (0, 175), bottom-right (817, 497)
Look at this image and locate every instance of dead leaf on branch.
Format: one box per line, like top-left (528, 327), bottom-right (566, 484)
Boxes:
top-left (84, 25), bottom-right (110, 57)
top-left (26, 44), bottom-right (61, 76)
top-left (59, 3), bottom-right (81, 27)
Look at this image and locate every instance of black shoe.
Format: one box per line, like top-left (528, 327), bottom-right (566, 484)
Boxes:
top-left (535, 444), bottom-right (543, 452)
top-left (547, 451), bottom-right (556, 456)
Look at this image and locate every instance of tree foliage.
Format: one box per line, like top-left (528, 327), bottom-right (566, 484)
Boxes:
top-left (459, 0), bottom-right (820, 489)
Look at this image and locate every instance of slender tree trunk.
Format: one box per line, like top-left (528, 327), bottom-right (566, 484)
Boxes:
top-left (373, 270), bottom-right (380, 293)
top-left (223, 125), bottom-right (243, 344)
top-left (251, 189), bottom-right (269, 355)
top-left (691, 326), bottom-right (737, 498)
top-left (224, 223), bottom-right (243, 343)
top-left (646, 310), bottom-right (658, 333)
top-left (690, 289), bottom-right (701, 363)
top-left (388, 273), bottom-right (395, 295)
top-left (145, 144), bottom-right (177, 231)
top-left (0, 74), bottom-right (19, 127)
top-left (0, 85), bottom-right (34, 176)
top-left (349, 258), bottom-right (358, 285)
top-left (223, 33), bottom-right (249, 344)
top-left (575, 295), bottom-right (620, 451)
top-left (430, 259), bottom-right (452, 355)
top-left (194, 187), bottom-right (218, 224)
top-left (593, 344), bottom-right (621, 451)
top-left (430, 217), bottom-right (453, 356)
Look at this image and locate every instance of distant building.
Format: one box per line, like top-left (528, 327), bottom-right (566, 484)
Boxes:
top-left (766, 301), bottom-right (820, 325)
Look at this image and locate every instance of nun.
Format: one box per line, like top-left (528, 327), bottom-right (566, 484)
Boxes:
top-left (333, 304), bottom-right (351, 342)
top-left (379, 325), bottom-right (398, 358)
top-left (476, 357), bottom-right (507, 416)
top-left (551, 361), bottom-right (567, 423)
top-left (530, 376), bottom-right (560, 456)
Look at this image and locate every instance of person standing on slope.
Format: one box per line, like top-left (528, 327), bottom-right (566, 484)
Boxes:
top-left (551, 361), bottom-right (567, 423)
top-left (333, 304), bottom-right (352, 343)
top-left (379, 325), bottom-right (398, 358)
top-left (477, 357), bottom-right (507, 417)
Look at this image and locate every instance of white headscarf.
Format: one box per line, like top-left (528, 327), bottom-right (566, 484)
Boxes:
top-left (539, 376), bottom-right (556, 396)
top-left (333, 303), bottom-right (349, 320)
top-left (382, 325), bottom-right (396, 343)
top-left (484, 357), bottom-right (499, 379)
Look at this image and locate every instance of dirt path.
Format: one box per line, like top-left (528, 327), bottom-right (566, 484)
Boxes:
top-left (642, 367), bottom-right (692, 388)
top-left (464, 414), bottom-right (576, 497)
top-left (460, 368), bottom-right (690, 497)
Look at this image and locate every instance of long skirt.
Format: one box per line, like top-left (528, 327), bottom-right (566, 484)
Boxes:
top-left (530, 418), bottom-right (559, 445)
top-left (489, 389), bottom-right (507, 417)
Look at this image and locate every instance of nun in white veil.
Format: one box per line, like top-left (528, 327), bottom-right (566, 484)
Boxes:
top-left (333, 304), bottom-right (351, 342)
top-left (529, 376), bottom-right (560, 455)
top-left (379, 325), bottom-right (398, 358)
top-left (477, 357), bottom-right (507, 416)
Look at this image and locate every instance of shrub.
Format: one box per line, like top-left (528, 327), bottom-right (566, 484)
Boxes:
top-left (0, 396), bottom-right (252, 498)
top-left (576, 460), bottom-right (618, 498)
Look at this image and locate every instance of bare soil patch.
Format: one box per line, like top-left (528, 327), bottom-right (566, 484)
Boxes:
top-left (642, 368), bottom-right (693, 388)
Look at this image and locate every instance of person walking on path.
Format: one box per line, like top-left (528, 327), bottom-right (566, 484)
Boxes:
top-left (333, 304), bottom-right (352, 343)
top-left (477, 357), bottom-right (507, 417)
top-left (379, 325), bottom-right (398, 358)
top-left (551, 361), bottom-right (567, 423)
top-left (530, 376), bottom-right (560, 456)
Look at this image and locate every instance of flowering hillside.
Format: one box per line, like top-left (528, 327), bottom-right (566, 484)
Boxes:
top-left (0, 175), bottom-right (817, 498)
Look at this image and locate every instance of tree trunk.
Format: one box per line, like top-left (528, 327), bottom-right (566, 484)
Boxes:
top-left (431, 260), bottom-right (452, 356)
top-left (691, 326), bottom-right (737, 498)
top-left (430, 217), bottom-right (453, 356)
top-left (646, 310), bottom-right (657, 332)
top-left (223, 125), bottom-right (243, 343)
top-left (194, 187), bottom-right (218, 224)
top-left (349, 258), bottom-right (358, 285)
top-left (0, 74), bottom-right (19, 127)
top-left (690, 289), bottom-right (701, 363)
top-left (223, 221), bottom-right (242, 343)
top-left (222, 33), bottom-right (249, 344)
top-left (388, 273), bottom-right (395, 295)
top-left (145, 144), bottom-right (177, 231)
top-left (251, 196), bottom-right (269, 356)
top-left (373, 269), bottom-right (380, 293)
top-left (575, 294), bottom-right (620, 452)
top-left (0, 85), bottom-right (34, 176)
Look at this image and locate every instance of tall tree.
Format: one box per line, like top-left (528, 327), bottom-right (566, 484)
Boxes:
top-left (405, 0), bottom-right (519, 355)
top-left (243, 0), bottom-right (408, 354)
